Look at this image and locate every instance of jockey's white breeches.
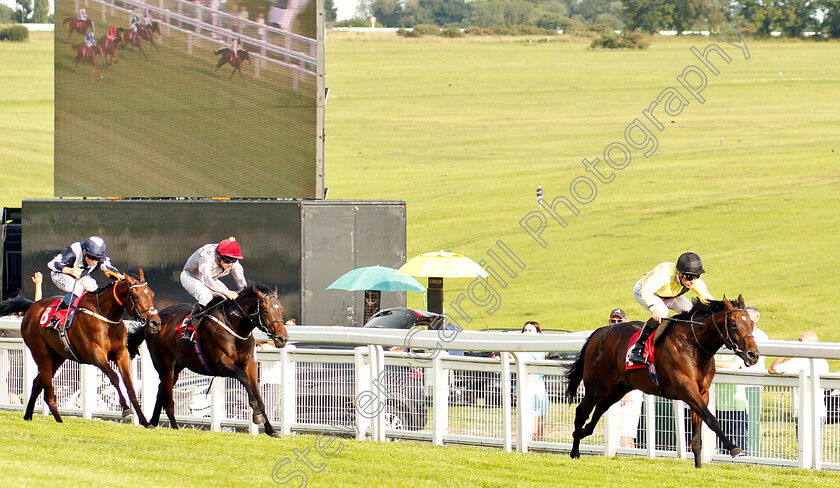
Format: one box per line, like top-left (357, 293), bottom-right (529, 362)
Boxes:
top-left (633, 277), bottom-right (692, 318)
top-left (51, 271), bottom-right (97, 296)
top-left (180, 271), bottom-right (215, 306)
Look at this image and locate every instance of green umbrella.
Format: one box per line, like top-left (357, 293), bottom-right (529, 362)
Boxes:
top-left (326, 266), bottom-right (426, 293)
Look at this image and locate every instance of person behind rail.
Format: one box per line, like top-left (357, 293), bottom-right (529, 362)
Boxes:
top-left (178, 237), bottom-right (246, 341)
top-left (627, 252), bottom-right (715, 365)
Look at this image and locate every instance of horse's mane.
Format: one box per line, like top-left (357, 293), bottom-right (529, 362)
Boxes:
top-left (670, 298), bottom-right (729, 322)
top-left (243, 281), bottom-right (273, 296)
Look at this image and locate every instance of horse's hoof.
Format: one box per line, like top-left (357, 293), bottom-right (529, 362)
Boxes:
top-left (570, 451), bottom-right (580, 459)
top-left (144, 424), bottom-right (156, 430)
top-left (23, 415), bottom-right (32, 421)
top-left (730, 447), bottom-right (745, 458)
top-left (268, 432), bottom-right (281, 438)
top-left (122, 408), bottom-right (132, 417)
top-left (253, 413), bottom-right (266, 425)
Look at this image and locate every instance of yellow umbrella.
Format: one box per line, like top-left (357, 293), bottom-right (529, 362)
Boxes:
top-left (395, 251), bottom-right (488, 279)
top-left (396, 251), bottom-right (488, 313)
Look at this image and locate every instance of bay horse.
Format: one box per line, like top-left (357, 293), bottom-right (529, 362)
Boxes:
top-left (119, 26), bottom-right (154, 62)
top-left (101, 28), bottom-right (127, 66)
top-left (63, 16), bottom-right (95, 39)
top-left (128, 282), bottom-right (288, 436)
top-left (71, 41), bottom-right (105, 80)
top-left (135, 22), bottom-right (161, 54)
top-left (214, 47), bottom-right (250, 78)
top-left (0, 270), bottom-right (161, 425)
top-left (565, 296), bottom-right (759, 468)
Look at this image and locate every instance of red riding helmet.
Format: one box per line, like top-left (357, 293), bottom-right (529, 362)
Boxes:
top-left (217, 237), bottom-right (244, 260)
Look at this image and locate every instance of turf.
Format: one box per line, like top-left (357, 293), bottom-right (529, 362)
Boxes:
top-left (1, 30), bottom-right (840, 355)
top-left (1, 410), bottom-right (838, 487)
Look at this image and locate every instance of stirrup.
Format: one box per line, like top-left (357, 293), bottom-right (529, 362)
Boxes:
top-left (627, 345), bottom-right (648, 365)
top-left (181, 328), bottom-right (196, 343)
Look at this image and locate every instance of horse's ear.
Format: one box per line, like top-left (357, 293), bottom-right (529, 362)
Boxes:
top-left (137, 268), bottom-right (145, 282)
top-left (737, 294), bottom-right (745, 307)
top-left (272, 283), bottom-right (278, 294)
top-left (722, 296), bottom-right (732, 309)
top-left (252, 283), bottom-right (263, 297)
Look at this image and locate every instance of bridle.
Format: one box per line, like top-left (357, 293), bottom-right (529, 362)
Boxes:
top-left (112, 279), bottom-right (159, 326)
top-left (228, 292), bottom-right (285, 340)
top-left (675, 307), bottom-right (752, 356)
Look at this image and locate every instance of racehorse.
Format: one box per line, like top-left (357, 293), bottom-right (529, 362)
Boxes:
top-left (128, 282), bottom-right (288, 436)
top-left (135, 22), bottom-right (161, 54)
top-left (101, 28), bottom-right (127, 66)
top-left (63, 16), bottom-right (95, 39)
top-left (0, 270), bottom-right (161, 425)
top-left (214, 47), bottom-right (250, 78)
top-left (565, 296), bottom-right (759, 468)
top-left (119, 26), bottom-right (154, 62)
top-left (71, 41), bottom-right (105, 80)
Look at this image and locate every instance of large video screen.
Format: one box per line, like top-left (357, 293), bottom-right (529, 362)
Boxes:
top-left (55, 0), bottom-right (322, 198)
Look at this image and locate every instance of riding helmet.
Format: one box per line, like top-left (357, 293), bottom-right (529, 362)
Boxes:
top-left (676, 252), bottom-right (705, 275)
top-left (217, 237), bottom-right (244, 260)
top-left (82, 236), bottom-right (107, 260)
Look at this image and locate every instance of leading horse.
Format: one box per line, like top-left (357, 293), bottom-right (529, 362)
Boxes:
top-left (565, 296), bottom-right (759, 468)
top-left (63, 16), bottom-right (95, 39)
top-left (128, 282), bottom-right (288, 436)
top-left (0, 270), bottom-right (161, 425)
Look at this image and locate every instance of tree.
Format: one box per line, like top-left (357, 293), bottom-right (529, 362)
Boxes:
top-left (671, 0), bottom-right (703, 33)
top-left (325, 0), bottom-right (337, 22)
top-left (819, 0), bottom-right (840, 37)
top-left (15, 0), bottom-right (33, 23)
top-left (0, 4), bottom-right (16, 24)
top-left (32, 0), bottom-right (48, 23)
top-left (621, 0), bottom-right (665, 32)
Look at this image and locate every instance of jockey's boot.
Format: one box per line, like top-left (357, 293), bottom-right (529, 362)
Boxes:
top-left (181, 303), bottom-right (205, 342)
top-left (627, 319), bottom-right (658, 365)
top-left (47, 295), bottom-right (73, 330)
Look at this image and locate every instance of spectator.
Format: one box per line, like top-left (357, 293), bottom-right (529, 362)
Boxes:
top-left (256, 12), bottom-right (266, 38)
top-left (517, 321), bottom-right (548, 441)
top-left (32, 271), bottom-right (43, 301)
top-left (238, 5), bottom-right (249, 34)
top-left (714, 306), bottom-right (768, 455)
top-left (536, 185), bottom-right (543, 209)
top-left (285, 318), bottom-right (296, 326)
top-left (769, 331), bottom-right (830, 429)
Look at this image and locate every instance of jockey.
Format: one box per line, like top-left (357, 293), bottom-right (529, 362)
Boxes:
top-left (84, 32), bottom-right (97, 48)
top-left (143, 8), bottom-right (154, 26)
top-left (178, 237), bottom-right (246, 341)
top-left (78, 8), bottom-right (88, 21)
top-left (130, 14), bottom-right (141, 31)
top-left (231, 38), bottom-right (241, 53)
top-left (107, 26), bottom-right (118, 42)
top-left (627, 252), bottom-right (714, 365)
top-left (46, 236), bottom-right (121, 328)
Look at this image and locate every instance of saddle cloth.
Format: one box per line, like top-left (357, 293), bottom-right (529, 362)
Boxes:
top-left (625, 329), bottom-right (657, 371)
top-left (39, 292), bottom-right (87, 329)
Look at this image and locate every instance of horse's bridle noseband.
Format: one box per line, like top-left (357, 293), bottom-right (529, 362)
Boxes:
top-left (682, 307), bottom-right (752, 356)
top-left (121, 281), bottom-right (159, 326)
top-left (231, 293), bottom-right (285, 339)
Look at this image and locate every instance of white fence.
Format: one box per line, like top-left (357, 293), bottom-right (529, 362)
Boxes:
top-left (2, 317), bottom-right (840, 471)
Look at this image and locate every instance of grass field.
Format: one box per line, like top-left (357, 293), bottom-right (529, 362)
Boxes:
top-left (1, 29), bottom-right (840, 349)
top-left (2, 410), bottom-right (839, 487)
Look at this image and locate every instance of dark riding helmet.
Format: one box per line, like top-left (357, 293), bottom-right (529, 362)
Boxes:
top-left (82, 236), bottom-right (107, 260)
top-left (676, 252), bottom-right (705, 275)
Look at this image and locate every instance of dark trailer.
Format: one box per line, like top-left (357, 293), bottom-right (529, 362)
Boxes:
top-left (17, 199), bottom-right (407, 327)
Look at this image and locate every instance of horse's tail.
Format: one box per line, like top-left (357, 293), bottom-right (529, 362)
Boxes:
top-left (63, 17), bottom-right (71, 24)
top-left (0, 295), bottom-right (34, 318)
top-left (126, 322), bottom-right (146, 359)
top-left (565, 330), bottom-right (596, 402)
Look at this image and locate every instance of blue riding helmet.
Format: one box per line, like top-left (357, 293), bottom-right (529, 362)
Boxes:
top-left (82, 236), bottom-right (107, 259)
top-left (85, 32), bottom-right (95, 43)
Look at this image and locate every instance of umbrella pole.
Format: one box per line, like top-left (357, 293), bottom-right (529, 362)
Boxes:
top-left (427, 277), bottom-right (444, 314)
top-left (364, 290), bottom-right (382, 324)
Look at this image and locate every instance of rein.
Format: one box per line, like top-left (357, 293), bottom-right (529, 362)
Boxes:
top-left (207, 293), bottom-right (282, 341)
top-left (677, 307), bottom-right (752, 356)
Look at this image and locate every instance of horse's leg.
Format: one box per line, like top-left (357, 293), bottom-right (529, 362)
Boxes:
top-left (23, 374), bottom-right (44, 421)
top-left (230, 67), bottom-right (237, 79)
top-left (139, 45), bottom-right (148, 62)
top-left (89, 347), bottom-right (132, 416)
top-left (215, 58), bottom-right (226, 72)
top-left (149, 38), bottom-right (160, 54)
top-left (114, 348), bottom-right (150, 427)
top-left (38, 356), bottom-right (65, 422)
top-left (690, 410), bottom-right (704, 468)
top-left (243, 359), bottom-right (278, 437)
top-left (570, 388), bottom-right (605, 459)
top-left (160, 366), bottom-right (182, 429)
top-left (679, 386), bottom-right (742, 466)
top-left (580, 387), bottom-right (631, 438)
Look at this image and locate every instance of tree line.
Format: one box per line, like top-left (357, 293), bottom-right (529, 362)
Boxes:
top-left (1, 0), bottom-right (51, 24)
top-left (336, 0), bottom-right (840, 38)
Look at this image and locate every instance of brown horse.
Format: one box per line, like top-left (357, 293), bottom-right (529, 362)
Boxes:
top-left (214, 47), bottom-right (250, 78)
top-left (63, 16), bottom-right (95, 39)
top-left (101, 28), bottom-right (127, 66)
top-left (71, 42), bottom-right (105, 80)
top-left (128, 282), bottom-right (288, 436)
top-left (120, 26), bottom-right (155, 61)
top-left (565, 296), bottom-right (759, 468)
top-left (0, 270), bottom-right (161, 425)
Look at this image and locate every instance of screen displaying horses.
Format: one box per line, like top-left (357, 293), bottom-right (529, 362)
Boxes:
top-left (55, 0), bottom-right (321, 198)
